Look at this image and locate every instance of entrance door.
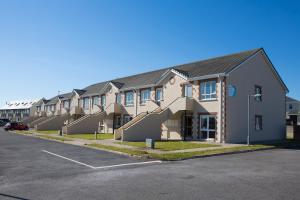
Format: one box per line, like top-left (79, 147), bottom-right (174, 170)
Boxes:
top-left (200, 115), bottom-right (216, 140)
top-left (183, 115), bottom-right (193, 139)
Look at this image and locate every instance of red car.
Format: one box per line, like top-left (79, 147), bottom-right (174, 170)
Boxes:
top-left (4, 122), bottom-right (29, 131)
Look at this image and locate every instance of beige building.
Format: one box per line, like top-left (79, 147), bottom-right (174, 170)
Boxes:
top-left (31, 48), bottom-right (288, 143)
top-left (286, 96), bottom-right (300, 125)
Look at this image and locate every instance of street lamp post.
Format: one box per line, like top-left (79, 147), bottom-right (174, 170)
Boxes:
top-left (247, 94), bottom-right (262, 146)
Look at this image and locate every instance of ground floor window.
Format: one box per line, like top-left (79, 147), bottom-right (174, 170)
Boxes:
top-left (200, 115), bottom-right (216, 140)
top-left (123, 115), bottom-right (133, 125)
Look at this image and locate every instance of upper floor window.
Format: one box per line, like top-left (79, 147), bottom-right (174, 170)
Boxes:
top-left (63, 100), bottom-right (70, 108)
top-left (83, 97), bottom-right (89, 110)
top-left (255, 115), bottom-right (263, 130)
top-left (116, 93), bottom-right (122, 104)
top-left (184, 84), bottom-right (193, 98)
top-left (101, 95), bottom-right (106, 108)
top-left (255, 85), bottom-right (262, 101)
top-left (92, 96), bottom-right (99, 106)
top-left (140, 89), bottom-right (150, 104)
top-left (155, 88), bottom-right (163, 102)
top-left (125, 91), bottom-right (134, 106)
top-left (50, 105), bottom-right (55, 112)
top-left (289, 104), bottom-right (293, 110)
top-left (200, 80), bottom-right (216, 100)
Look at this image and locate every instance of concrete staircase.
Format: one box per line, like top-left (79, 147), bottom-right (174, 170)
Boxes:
top-left (62, 110), bottom-right (105, 134)
top-left (115, 97), bottom-right (194, 141)
top-left (22, 116), bottom-right (39, 125)
top-left (28, 117), bottom-right (49, 128)
top-left (35, 115), bottom-right (70, 131)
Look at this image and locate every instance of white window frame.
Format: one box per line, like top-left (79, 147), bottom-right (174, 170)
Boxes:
top-left (116, 93), bottom-right (122, 105)
top-left (140, 89), bottom-right (150, 104)
top-left (125, 91), bottom-right (134, 106)
top-left (63, 100), bottom-right (70, 109)
top-left (155, 88), bottom-right (163, 102)
top-left (200, 115), bottom-right (216, 140)
top-left (200, 80), bottom-right (217, 100)
top-left (255, 85), bottom-right (262, 102)
top-left (83, 97), bottom-right (89, 110)
top-left (184, 84), bottom-right (193, 98)
top-left (92, 96), bottom-right (99, 106)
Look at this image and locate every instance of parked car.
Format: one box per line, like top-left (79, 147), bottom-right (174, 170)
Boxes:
top-left (0, 120), bottom-right (7, 127)
top-left (4, 122), bottom-right (29, 131)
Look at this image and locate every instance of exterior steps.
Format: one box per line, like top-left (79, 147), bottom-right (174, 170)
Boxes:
top-left (28, 117), bottom-right (48, 128)
top-left (62, 111), bottom-right (105, 134)
top-left (115, 97), bottom-right (194, 141)
top-left (35, 115), bottom-right (70, 131)
top-left (22, 116), bottom-right (39, 125)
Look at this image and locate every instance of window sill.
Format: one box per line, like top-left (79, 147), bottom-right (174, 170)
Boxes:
top-left (199, 98), bottom-right (217, 102)
top-left (125, 105), bottom-right (134, 107)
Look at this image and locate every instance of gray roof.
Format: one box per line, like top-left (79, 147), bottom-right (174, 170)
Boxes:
top-left (81, 82), bottom-right (109, 97)
top-left (286, 96), bottom-right (299, 102)
top-left (109, 48), bottom-right (261, 90)
top-left (173, 48), bottom-right (261, 78)
top-left (73, 89), bottom-right (86, 96)
top-left (58, 92), bottom-right (72, 100)
top-left (45, 96), bottom-right (59, 105)
top-left (78, 48), bottom-right (286, 96)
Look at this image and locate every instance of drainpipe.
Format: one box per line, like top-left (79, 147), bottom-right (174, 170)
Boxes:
top-left (134, 88), bottom-right (138, 116)
top-left (218, 75), bottom-right (224, 143)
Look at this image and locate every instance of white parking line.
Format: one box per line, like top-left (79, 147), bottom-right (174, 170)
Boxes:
top-left (42, 150), bottom-right (162, 170)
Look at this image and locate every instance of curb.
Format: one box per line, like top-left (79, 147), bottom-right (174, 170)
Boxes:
top-left (162, 147), bottom-right (276, 161)
top-left (8, 131), bottom-right (277, 161)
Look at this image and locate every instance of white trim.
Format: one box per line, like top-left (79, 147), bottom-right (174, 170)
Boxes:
top-left (155, 68), bottom-right (188, 85)
top-left (42, 150), bottom-right (162, 169)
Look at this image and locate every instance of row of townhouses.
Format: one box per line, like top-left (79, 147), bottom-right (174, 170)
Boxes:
top-left (0, 100), bottom-right (38, 122)
top-left (23, 48), bottom-right (288, 143)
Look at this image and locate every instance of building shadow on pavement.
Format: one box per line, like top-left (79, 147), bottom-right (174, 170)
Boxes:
top-left (0, 193), bottom-right (31, 200)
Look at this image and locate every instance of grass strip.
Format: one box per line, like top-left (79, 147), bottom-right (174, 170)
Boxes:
top-left (115, 141), bottom-right (220, 151)
top-left (66, 133), bottom-right (114, 140)
top-left (148, 144), bottom-right (274, 161)
top-left (87, 143), bottom-right (274, 161)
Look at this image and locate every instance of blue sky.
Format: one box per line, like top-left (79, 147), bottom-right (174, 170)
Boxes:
top-left (0, 0), bottom-right (299, 105)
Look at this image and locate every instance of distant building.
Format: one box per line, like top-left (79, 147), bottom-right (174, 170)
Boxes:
top-left (0, 100), bottom-right (39, 122)
top-left (286, 96), bottom-right (300, 125)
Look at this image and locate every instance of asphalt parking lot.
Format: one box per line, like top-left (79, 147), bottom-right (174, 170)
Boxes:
top-left (1, 129), bottom-right (300, 200)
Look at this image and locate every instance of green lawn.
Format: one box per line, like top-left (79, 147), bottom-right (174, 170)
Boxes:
top-left (65, 133), bottom-right (114, 140)
top-left (36, 130), bottom-right (59, 135)
top-left (88, 143), bottom-right (274, 161)
top-left (149, 144), bottom-right (274, 160)
top-left (115, 141), bottom-right (220, 151)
